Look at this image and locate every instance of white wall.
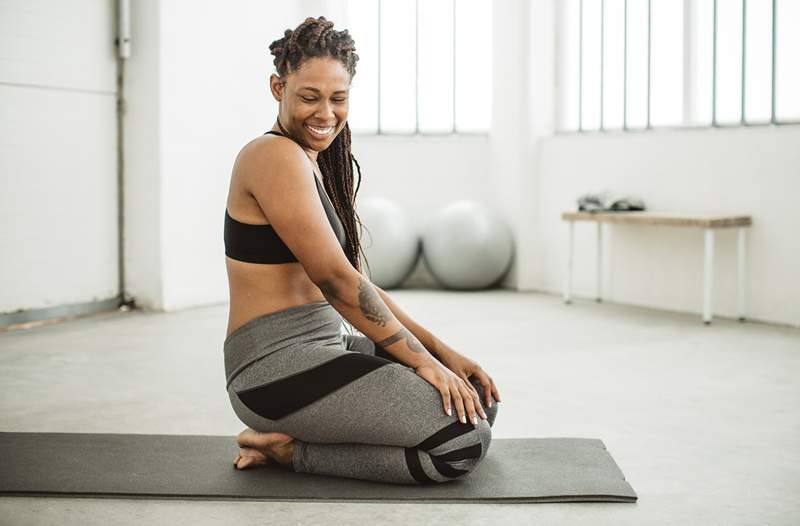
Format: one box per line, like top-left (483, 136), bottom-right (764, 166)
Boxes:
top-left (0, 0), bottom-right (118, 314)
top-left (123, 0), bottom-right (798, 328)
top-left (125, 0), bottom-right (301, 310)
top-left (535, 126), bottom-right (800, 327)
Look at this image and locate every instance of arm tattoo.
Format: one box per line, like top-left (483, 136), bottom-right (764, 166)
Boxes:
top-left (358, 276), bottom-right (392, 327)
top-left (376, 327), bottom-right (426, 354)
top-left (376, 328), bottom-right (409, 347)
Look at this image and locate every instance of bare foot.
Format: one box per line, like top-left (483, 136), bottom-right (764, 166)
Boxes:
top-left (234, 428), bottom-right (295, 470)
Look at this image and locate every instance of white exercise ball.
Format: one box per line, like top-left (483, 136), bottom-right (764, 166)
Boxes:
top-left (356, 197), bottom-right (420, 289)
top-left (421, 201), bottom-right (514, 290)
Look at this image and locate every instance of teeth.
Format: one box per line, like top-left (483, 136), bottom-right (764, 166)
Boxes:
top-left (306, 124), bottom-right (334, 135)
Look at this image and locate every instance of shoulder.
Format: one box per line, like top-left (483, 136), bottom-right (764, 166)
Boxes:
top-left (236, 133), bottom-right (309, 178)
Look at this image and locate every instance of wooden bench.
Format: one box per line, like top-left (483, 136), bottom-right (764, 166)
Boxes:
top-left (561, 211), bottom-right (753, 325)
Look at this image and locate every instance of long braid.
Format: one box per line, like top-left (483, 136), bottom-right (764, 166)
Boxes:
top-left (269, 16), bottom-right (370, 275)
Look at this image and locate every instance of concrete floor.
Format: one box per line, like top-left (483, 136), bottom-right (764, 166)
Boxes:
top-left (1, 290), bottom-right (798, 525)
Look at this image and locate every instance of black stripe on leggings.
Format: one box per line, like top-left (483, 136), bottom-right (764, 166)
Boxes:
top-left (430, 455), bottom-right (471, 478)
top-left (404, 447), bottom-right (436, 484)
top-left (235, 353), bottom-right (391, 420)
top-left (414, 420), bottom-right (475, 451)
top-left (432, 442), bottom-right (482, 462)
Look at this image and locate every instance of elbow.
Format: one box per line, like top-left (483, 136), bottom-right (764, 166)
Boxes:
top-left (312, 265), bottom-right (356, 302)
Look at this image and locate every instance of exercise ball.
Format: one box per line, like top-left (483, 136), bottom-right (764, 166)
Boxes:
top-left (421, 201), bottom-right (514, 290)
top-left (356, 197), bottom-right (420, 289)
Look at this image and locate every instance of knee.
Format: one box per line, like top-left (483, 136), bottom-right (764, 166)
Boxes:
top-left (418, 419), bottom-right (492, 484)
top-left (473, 418), bottom-right (492, 461)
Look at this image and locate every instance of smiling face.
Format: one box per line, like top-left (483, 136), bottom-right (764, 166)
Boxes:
top-left (270, 56), bottom-right (351, 159)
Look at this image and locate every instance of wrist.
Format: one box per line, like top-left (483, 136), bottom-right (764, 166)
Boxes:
top-left (430, 337), bottom-right (455, 361)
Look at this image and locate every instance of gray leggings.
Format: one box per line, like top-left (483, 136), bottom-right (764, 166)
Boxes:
top-left (223, 301), bottom-right (498, 485)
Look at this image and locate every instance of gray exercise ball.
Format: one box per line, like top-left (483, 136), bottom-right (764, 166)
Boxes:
top-left (356, 197), bottom-right (420, 289)
top-left (421, 201), bottom-right (514, 290)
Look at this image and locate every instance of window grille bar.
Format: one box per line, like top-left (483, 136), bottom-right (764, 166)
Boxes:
top-left (415, 0), bottom-right (419, 134)
top-left (579, 0), bottom-right (584, 131)
top-left (682, 0), bottom-right (692, 125)
top-left (377, 0), bottom-right (382, 134)
top-left (453, 0), bottom-right (457, 134)
top-left (600, 0), bottom-right (605, 130)
top-left (712, 0), bottom-right (717, 126)
top-left (770, 0), bottom-right (776, 124)
top-left (623, 0), bottom-right (628, 130)
top-left (741, 0), bottom-right (747, 124)
top-left (646, 0), bottom-right (652, 129)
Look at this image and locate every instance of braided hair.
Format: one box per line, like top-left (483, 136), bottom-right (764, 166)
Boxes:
top-left (268, 16), bottom-right (369, 276)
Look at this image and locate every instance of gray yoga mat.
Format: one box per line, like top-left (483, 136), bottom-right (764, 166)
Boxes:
top-left (0, 432), bottom-right (637, 503)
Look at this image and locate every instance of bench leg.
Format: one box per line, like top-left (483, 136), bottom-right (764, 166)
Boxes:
top-left (564, 220), bottom-right (574, 304)
top-left (703, 229), bottom-right (714, 325)
top-left (596, 222), bottom-right (603, 303)
top-left (737, 227), bottom-right (747, 322)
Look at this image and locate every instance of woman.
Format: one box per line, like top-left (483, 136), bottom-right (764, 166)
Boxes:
top-left (223, 16), bottom-right (501, 485)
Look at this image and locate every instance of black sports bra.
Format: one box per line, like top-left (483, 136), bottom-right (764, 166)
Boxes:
top-left (224, 130), bottom-right (347, 264)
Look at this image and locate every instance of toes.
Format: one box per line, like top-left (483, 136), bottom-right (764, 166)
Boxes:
top-left (234, 447), bottom-right (272, 470)
top-left (236, 456), bottom-right (254, 470)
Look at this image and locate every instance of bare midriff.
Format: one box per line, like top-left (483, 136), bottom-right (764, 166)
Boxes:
top-left (225, 257), bottom-right (325, 338)
top-left (224, 150), bottom-right (329, 337)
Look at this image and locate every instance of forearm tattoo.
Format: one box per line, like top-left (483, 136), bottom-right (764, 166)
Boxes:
top-left (358, 276), bottom-right (392, 327)
top-left (376, 327), bottom-right (427, 354)
top-left (321, 275), bottom-right (425, 354)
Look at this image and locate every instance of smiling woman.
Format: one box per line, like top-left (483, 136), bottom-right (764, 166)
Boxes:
top-left (222, 15), bottom-right (500, 486)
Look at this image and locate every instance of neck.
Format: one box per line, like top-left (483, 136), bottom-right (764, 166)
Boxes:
top-left (275, 118), bottom-right (318, 162)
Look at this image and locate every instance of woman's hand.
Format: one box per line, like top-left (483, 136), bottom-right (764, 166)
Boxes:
top-left (438, 349), bottom-right (501, 410)
top-left (414, 359), bottom-right (486, 425)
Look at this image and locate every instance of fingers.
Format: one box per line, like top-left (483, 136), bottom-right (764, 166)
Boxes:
top-left (451, 378), bottom-right (483, 425)
top-left (475, 368), bottom-right (502, 405)
top-left (440, 388), bottom-right (452, 417)
top-left (490, 376), bottom-right (502, 403)
top-left (463, 376), bottom-right (487, 421)
top-left (471, 370), bottom-right (495, 409)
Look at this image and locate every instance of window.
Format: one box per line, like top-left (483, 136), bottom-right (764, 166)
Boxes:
top-left (345, 0), bottom-right (492, 134)
top-left (558, 0), bottom-right (800, 132)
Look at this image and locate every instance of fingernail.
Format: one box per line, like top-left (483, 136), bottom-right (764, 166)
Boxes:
top-left (471, 416), bottom-right (477, 425)
top-left (460, 415), bottom-right (466, 423)
top-left (446, 407), bottom-right (451, 416)
top-left (488, 400), bottom-right (492, 408)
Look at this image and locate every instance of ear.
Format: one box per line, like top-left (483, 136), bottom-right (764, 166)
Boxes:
top-left (269, 74), bottom-right (284, 101)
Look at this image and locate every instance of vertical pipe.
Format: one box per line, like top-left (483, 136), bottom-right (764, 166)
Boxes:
top-left (115, 0), bottom-right (131, 308)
